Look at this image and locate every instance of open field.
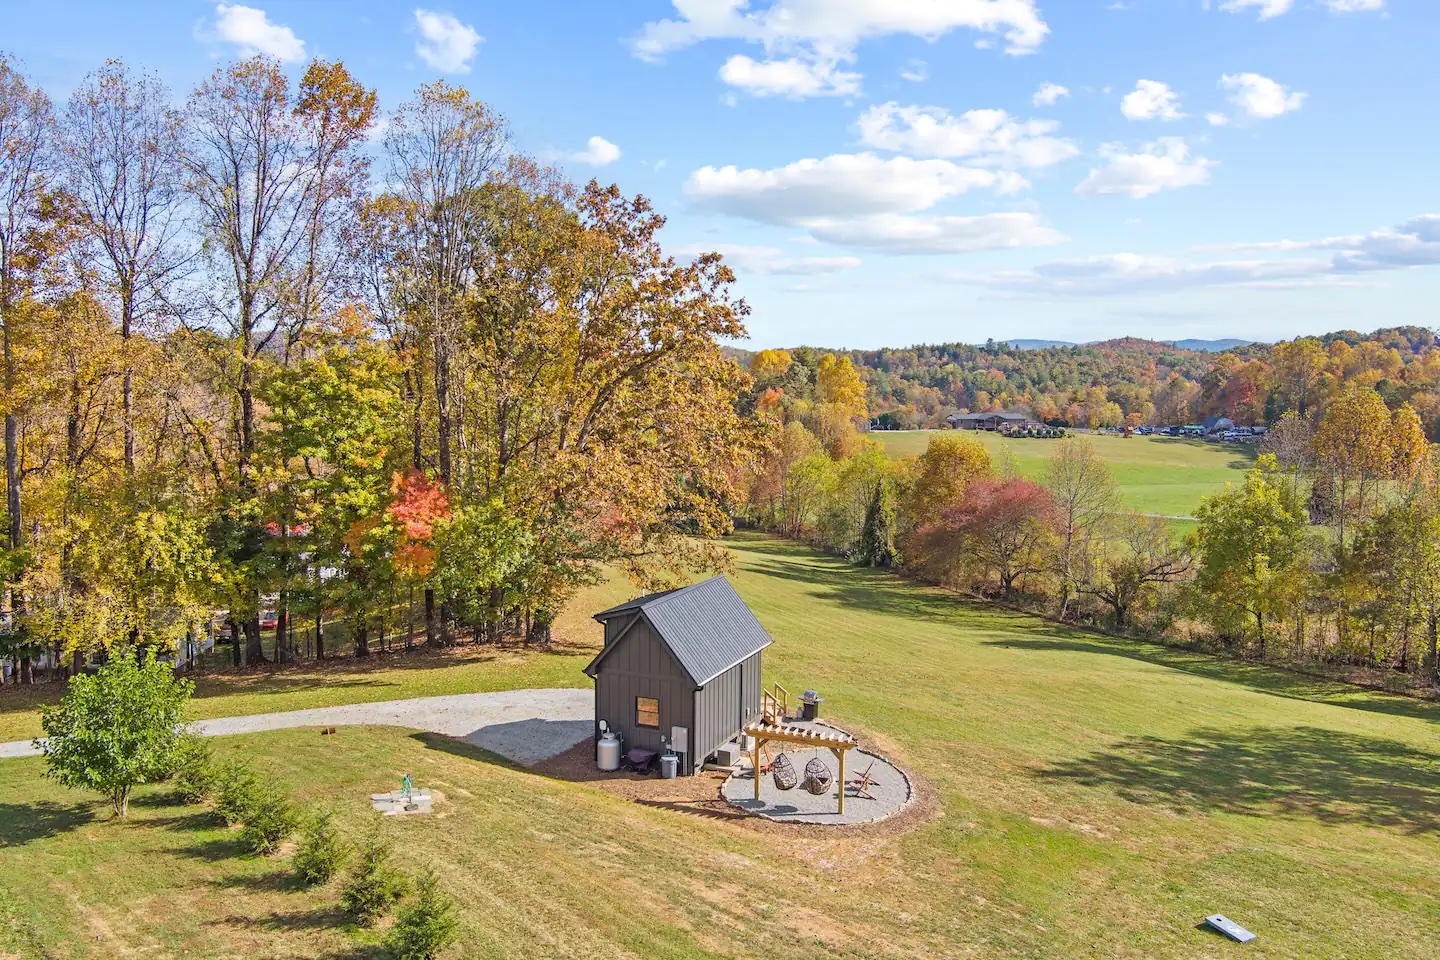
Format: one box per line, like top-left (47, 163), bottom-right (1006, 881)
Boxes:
top-left (874, 430), bottom-right (1255, 521)
top-left (3, 533), bottom-right (1438, 958)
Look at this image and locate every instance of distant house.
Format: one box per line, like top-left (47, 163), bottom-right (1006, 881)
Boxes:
top-left (946, 411), bottom-right (1033, 432)
top-left (584, 576), bottom-right (772, 775)
top-left (1201, 416), bottom-right (1235, 435)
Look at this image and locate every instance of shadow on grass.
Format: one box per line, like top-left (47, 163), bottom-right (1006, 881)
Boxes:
top-left (1041, 725), bottom-right (1440, 833)
top-left (0, 799), bottom-right (95, 845)
top-left (210, 904), bottom-right (354, 934)
top-left (213, 870), bottom-right (307, 894)
top-left (987, 632), bottom-right (1440, 723)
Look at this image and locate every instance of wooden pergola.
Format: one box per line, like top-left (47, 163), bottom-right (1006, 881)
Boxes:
top-left (743, 721), bottom-right (858, 814)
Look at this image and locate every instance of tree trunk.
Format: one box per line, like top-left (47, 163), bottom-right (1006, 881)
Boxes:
top-left (244, 616), bottom-right (264, 664)
top-left (113, 785), bottom-right (130, 820)
top-left (275, 592), bottom-right (287, 664)
top-left (315, 612), bottom-right (324, 660)
top-left (228, 618), bottom-right (241, 667)
top-left (425, 588), bottom-right (436, 646)
top-left (18, 653), bottom-right (31, 684)
top-left (355, 623), bottom-right (369, 658)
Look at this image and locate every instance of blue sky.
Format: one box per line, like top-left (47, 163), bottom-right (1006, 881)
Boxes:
top-left (5, 1), bottom-right (1439, 348)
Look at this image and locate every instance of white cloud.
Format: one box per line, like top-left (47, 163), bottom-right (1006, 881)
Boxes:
top-left (719, 54), bottom-right (861, 97)
top-left (211, 4), bottom-right (306, 61)
top-left (1121, 79), bottom-right (1184, 121)
top-left (633, 0), bottom-right (1051, 62)
top-left (1206, 112), bottom-right (1230, 127)
top-left (1219, 0), bottom-right (1382, 16)
top-left (1032, 82), bottom-right (1070, 107)
top-left (1219, 0), bottom-right (1294, 18)
top-left (683, 152), bottom-right (1059, 254)
top-left (685, 153), bottom-right (1027, 225)
top-left (807, 212), bottom-right (1066, 254)
top-left (857, 103), bottom-right (1079, 169)
top-left (899, 59), bottom-right (929, 83)
top-left (570, 136), bottom-right (622, 167)
top-left (414, 9), bottom-right (483, 73)
top-left (1220, 72), bottom-right (1306, 119)
top-left (965, 214), bottom-right (1440, 296)
top-left (1076, 138), bottom-right (1215, 199)
top-left (676, 242), bottom-right (861, 275)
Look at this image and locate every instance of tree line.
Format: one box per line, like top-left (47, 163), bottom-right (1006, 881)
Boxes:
top-left (743, 348), bottom-right (1439, 689)
top-left (737, 327), bottom-right (1440, 436)
top-left (0, 53), bottom-right (760, 681)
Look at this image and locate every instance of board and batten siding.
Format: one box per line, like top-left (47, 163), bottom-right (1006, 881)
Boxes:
top-left (593, 614), bottom-right (696, 757)
top-left (691, 651), bottom-right (762, 773)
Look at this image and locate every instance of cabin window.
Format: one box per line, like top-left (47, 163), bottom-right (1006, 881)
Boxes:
top-left (635, 696), bottom-right (660, 728)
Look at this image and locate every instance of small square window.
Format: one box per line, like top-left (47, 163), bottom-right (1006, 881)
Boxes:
top-left (636, 696), bottom-right (660, 728)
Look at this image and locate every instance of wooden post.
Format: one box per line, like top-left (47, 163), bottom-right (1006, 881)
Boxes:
top-left (836, 748), bottom-right (846, 816)
top-left (753, 737), bottom-right (763, 801)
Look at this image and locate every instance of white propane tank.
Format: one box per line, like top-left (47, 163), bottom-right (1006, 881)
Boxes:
top-left (596, 730), bottom-right (621, 771)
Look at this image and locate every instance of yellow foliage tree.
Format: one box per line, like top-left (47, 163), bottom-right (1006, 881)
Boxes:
top-left (900, 434), bottom-right (993, 536)
top-left (817, 353), bottom-right (867, 420)
top-left (750, 348), bottom-right (793, 379)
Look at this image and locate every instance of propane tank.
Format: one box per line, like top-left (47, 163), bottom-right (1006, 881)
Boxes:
top-left (596, 729), bottom-right (621, 771)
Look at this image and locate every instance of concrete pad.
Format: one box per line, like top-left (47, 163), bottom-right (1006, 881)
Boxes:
top-left (721, 746), bottom-right (911, 825)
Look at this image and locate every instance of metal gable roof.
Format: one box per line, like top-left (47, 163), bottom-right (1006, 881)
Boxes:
top-left (590, 576), bottom-right (773, 687)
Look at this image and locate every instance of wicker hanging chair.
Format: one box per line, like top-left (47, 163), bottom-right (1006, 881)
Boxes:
top-left (771, 752), bottom-right (798, 790)
top-left (803, 758), bottom-right (833, 796)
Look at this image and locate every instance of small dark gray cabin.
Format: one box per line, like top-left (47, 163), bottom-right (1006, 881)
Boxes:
top-left (583, 576), bottom-right (771, 775)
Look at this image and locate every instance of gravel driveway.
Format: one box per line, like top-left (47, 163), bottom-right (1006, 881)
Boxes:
top-left (0, 688), bottom-right (595, 766)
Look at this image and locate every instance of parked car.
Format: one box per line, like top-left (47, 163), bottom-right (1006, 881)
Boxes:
top-left (258, 610), bottom-right (287, 631)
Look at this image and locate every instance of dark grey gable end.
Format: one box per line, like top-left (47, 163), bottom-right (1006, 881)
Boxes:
top-left (583, 576), bottom-right (772, 686)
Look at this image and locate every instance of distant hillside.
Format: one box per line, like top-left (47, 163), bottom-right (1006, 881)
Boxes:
top-left (992, 337), bottom-right (1254, 353)
top-left (1169, 338), bottom-right (1252, 352)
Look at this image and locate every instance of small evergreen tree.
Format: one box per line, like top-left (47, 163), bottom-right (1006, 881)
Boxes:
top-left (856, 481), bottom-right (896, 568)
top-left (213, 759), bottom-right (261, 826)
top-left (293, 810), bottom-right (350, 884)
top-left (388, 871), bottom-right (460, 960)
top-left (37, 650), bottom-right (194, 818)
top-left (341, 834), bottom-right (409, 924)
top-left (170, 733), bottom-right (215, 804)
top-left (238, 778), bottom-right (299, 855)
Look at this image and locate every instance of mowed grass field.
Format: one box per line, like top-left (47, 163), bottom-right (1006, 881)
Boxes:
top-left (4, 533), bottom-right (1439, 958)
top-left (875, 430), bottom-right (1255, 520)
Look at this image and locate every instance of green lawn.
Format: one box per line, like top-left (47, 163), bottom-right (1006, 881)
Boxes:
top-left (874, 430), bottom-right (1255, 521)
top-left (3, 533), bottom-right (1438, 958)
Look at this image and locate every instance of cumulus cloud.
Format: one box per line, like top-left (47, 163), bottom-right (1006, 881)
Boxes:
top-left (570, 136), bottom-right (622, 167)
top-left (634, 0), bottom-right (1051, 62)
top-left (1322, 0), bottom-right (1384, 10)
top-left (964, 214), bottom-right (1440, 296)
top-left (1076, 138), bottom-right (1214, 199)
top-left (1032, 82), bottom-right (1070, 107)
top-left (1206, 112), bottom-right (1231, 127)
top-left (210, 4), bottom-right (306, 61)
top-left (676, 242), bottom-right (861, 275)
top-left (719, 54), bottom-right (861, 97)
top-left (856, 103), bottom-right (1079, 168)
top-left (1121, 79), bottom-right (1184, 121)
top-left (1220, 72), bottom-right (1306, 119)
top-left (414, 8), bottom-right (483, 73)
top-left (806, 212), bottom-right (1066, 255)
top-left (683, 152), bottom-right (1059, 254)
top-left (685, 153), bottom-right (1027, 225)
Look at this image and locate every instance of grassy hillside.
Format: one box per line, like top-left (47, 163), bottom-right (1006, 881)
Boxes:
top-left (3, 534), bottom-right (1436, 958)
top-left (874, 430), bottom-right (1255, 520)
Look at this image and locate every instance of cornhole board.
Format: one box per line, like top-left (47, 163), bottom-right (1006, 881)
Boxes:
top-left (1203, 915), bottom-right (1256, 943)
